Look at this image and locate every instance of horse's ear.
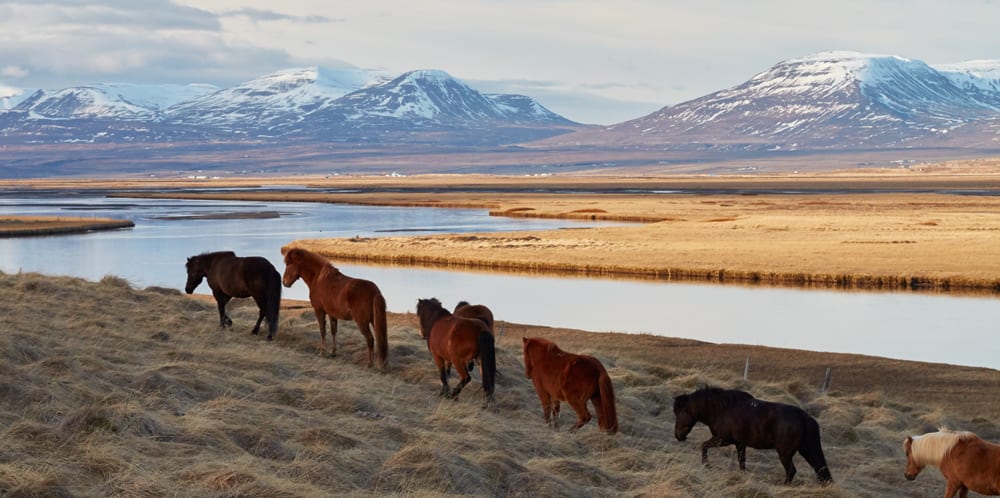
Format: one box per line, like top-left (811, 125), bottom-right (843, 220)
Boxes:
top-left (280, 246), bottom-right (290, 256)
top-left (522, 337), bottom-right (528, 344)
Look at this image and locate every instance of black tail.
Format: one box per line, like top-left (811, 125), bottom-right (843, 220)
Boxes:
top-left (800, 416), bottom-right (833, 483)
top-left (265, 268), bottom-right (281, 337)
top-left (477, 328), bottom-right (496, 398)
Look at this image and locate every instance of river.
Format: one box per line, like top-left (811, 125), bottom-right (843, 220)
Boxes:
top-left (1, 189), bottom-right (996, 370)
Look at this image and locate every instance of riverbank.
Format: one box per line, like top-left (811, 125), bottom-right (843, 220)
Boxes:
top-left (0, 215), bottom-right (134, 237)
top-left (91, 172), bottom-right (1000, 294)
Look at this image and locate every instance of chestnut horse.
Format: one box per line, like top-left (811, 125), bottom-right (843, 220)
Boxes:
top-left (673, 387), bottom-right (832, 485)
top-left (281, 247), bottom-right (388, 372)
top-left (905, 428), bottom-right (1000, 497)
top-left (185, 251), bottom-right (281, 340)
top-left (521, 337), bottom-right (618, 434)
top-left (415, 298), bottom-right (496, 409)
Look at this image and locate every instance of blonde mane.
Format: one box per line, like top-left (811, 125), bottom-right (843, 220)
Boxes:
top-left (909, 429), bottom-right (977, 466)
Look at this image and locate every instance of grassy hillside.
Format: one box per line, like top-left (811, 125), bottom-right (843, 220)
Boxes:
top-left (1, 271), bottom-right (994, 497)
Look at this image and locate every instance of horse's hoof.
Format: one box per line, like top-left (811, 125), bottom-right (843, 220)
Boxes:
top-left (266, 335), bottom-right (273, 342)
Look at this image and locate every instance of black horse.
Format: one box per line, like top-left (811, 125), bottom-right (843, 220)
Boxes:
top-left (185, 251), bottom-right (281, 340)
top-left (673, 387), bottom-right (832, 485)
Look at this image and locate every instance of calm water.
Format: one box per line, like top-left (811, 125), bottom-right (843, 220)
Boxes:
top-left (1, 190), bottom-right (996, 370)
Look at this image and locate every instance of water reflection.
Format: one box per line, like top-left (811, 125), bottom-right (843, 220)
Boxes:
top-left (0, 191), bottom-right (996, 370)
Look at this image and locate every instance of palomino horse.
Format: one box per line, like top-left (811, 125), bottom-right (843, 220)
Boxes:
top-left (415, 298), bottom-right (496, 409)
top-left (185, 251), bottom-right (281, 340)
top-left (905, 428), bottom-right (1000, 497)
top-left (673, 387), bottom-right (832, 485)
top-left (281, 247), bottom-right (388, 372)
top-left (521, 337), bottom-right (618, 434)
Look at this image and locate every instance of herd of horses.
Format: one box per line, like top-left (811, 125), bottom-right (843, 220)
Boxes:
top-left (184, 249), bottom-right (1000, 493)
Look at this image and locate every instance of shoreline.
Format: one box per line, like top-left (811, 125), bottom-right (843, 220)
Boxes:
top-left (0, 215), bottom-right (135, 237)
top-left (9, 173), bottom-right (1000, 294)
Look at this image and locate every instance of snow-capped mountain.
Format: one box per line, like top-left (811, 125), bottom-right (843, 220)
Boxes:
top-left (577, 51), bottom-right (1000, 149)
top-left (934, 60), bottom-right (1000, 94)
top-left (0, 65), bottom-right (579, 147)
top-left (9, 83), bottom-right (218, 121)
top-left (270, 69), bottom-right (579, 143)
top-left (167, 66), bottom-right (392, 132)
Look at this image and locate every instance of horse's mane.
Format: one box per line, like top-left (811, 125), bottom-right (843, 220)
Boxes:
top-left (288, 248), bottom-right (340, 272)
top-left (194, 250), bottom-right (236, 259)
top-left (679, 386), bottom-right (755, 414)
top-left (910, 429), bottom-right (978, 466)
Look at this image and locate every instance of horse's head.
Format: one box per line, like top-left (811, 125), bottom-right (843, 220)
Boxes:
top-left (282, 248), bottom-right (301, 287)
top-left (184, 256), bottom-right (205, 294)
top-left (903, 436), bottom-right (923, 480)
top-left (673, 394), bottom-right (696, 441)
top-left (415, 298), bottom-right (443, 339)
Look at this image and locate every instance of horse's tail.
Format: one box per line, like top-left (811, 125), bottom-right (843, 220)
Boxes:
top-left (477, 328), bottom-right (496, 398)
top-left (596, 363), bottom-right (619, 435)
top-left (800, 415), bottom-right (833, 484)
top-left (266, 267), bottom-right (281, 336)
top-left (373, 291), bottom-right (389, 373)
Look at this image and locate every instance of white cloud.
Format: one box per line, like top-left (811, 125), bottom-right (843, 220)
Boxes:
top-left (1, 65), bottom-right (28, 79)
top-left (3, 0), bottom-right (1000, 123)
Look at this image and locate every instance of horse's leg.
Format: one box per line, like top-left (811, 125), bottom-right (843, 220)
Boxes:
top-left (942, 481), bottom-right (962, 498)
top-left (355, 319), bottom-right (376, 369)
top-left (437, 360), bottom-right (450, 397)
top-left (313, 309), bottom-right (329, 356)
top-left (449, 362), bottom-right (472, 400)
top-left (213, 291), bottom-right (233, 328)
top-left (328, 317), bottom-right (339, 358)
top-left (778, 450), bottom-right (797, 484)
top-left (736, 443), bottom-right (747, 471)
top-left (552, 400), bottom-right (561, 430)
top-left (700, 436), bottom-right (724, 465)
top-left (958, 485), bottom-right (969, 498)
top-left (566, 396), bottom-right (592, 432)
top-left (250, 295), bottom-right (265, 336)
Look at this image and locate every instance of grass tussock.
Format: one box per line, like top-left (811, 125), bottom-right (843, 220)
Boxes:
top-left (1, 270), bottom-right (996, 496)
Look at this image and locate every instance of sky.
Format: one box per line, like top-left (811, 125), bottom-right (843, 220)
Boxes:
top-left (1, 0), bottom-right (999, 124)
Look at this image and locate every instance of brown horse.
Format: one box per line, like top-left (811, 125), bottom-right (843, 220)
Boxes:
top-left (185, 251), bottom-right (281, 340)
top-left (905, 428), bottom-right (1000, 497)
top-left (453, 301), bottom-right (494, 334)
top-left (281, 247), bottom-right (388, 372)
top-left (674, 387), bottom-right (832, 485)
top-left (454, 300), bottom-right (496, 373)
top-left (521, 337), bottom-right (618, 434)
top-left (415, 298), bottom-right (496, 409)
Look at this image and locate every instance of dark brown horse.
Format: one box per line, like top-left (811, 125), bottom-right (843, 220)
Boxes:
top-left (416, 298), bottom-right (496, 409)
top-left (453, 301), bottom-right (494, 334)
top-left (281, 247), bottom-right (388, 372)
top-left (185, 251), bottom-right (281, 340)
top-left (673, 387), bottom-right (832, 485)
top-left (522, 337), bottom-right (618, 434)
top-left (905, 428), bottom-right (1000, 497)
top-left (454, 300), bottom-right (496, 373)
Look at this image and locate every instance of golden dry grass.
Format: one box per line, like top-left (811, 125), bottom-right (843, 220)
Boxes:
top-left (75, 171), bottom-right (1000, 293)
top-left (0, 216), bottom-right (134, 237)
top-left (2, 271), bottom-right (998, 497)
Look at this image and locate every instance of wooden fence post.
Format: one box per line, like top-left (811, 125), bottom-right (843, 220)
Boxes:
top-left (821, 367), bottom-right (832, 394)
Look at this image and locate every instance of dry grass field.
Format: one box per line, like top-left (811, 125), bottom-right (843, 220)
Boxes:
top-left (2, 271), bottom-right (999, 497)
top-left (0, 216), bottom-right (134, 237)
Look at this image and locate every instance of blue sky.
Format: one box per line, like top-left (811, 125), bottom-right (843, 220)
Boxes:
top-left (1, 0), bottom-right (998, 124)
